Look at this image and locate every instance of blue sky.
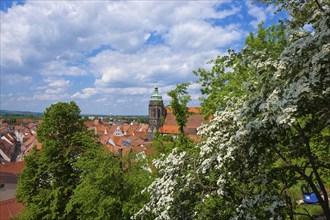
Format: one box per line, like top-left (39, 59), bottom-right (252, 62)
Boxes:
top-left (1, 0), bottom-right (286, 115)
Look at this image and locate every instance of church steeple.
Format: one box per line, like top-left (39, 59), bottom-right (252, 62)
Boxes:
top-left (150, 85), bottom-right (162, 101)
top-left (148, 84), bottom-right (165, 140)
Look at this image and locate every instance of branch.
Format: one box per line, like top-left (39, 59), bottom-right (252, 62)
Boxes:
top-left (292, 122), bottom-right (329, 210)
top-left (315, 160), bottom-right (330, 169)
top-left (314, 0), bottom-right (324, 11)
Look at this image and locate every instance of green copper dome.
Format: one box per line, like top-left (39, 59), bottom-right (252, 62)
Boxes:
top-left (150, 85), bottom-right (163, 101)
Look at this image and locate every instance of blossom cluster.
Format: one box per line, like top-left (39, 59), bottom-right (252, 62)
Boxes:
top-left (134, 8), bottom-right (330, 219)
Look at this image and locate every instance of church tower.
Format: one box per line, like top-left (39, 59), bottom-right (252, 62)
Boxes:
top-left (148, 85), bottom-right (165, 140)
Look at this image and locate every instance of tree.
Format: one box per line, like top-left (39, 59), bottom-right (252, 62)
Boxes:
top-left (167, 83), bottom-right (192, 144)
top-left (194, 23), bottom-right (288, 118)
top-left (16, 102), bottom-right (100, 219)
top-left (67, 147), bottom-right (154, 220)
top-left (65, 149), bottom-right (124, 220)
top-left (135, 1), bottom-right (330, 219)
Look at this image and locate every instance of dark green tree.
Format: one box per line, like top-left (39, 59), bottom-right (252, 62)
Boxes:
top-left (67, 147), bottom-right (154, 220)
top-left (16, 102), bottom-right (100, 219)
top-left (65, 149), bottom-right (124, 220)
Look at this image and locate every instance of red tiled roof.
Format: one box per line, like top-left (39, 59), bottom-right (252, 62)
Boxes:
top-left (160, 107), bottom-right (207, 136)
top-left (121, 125), bottom-right (131, 133)
top-left (84, 122), bottom-right (94, 127)
top-left (132, 146), bottom-right (145, 153)
top-left (144, 148), bottom-right (153, 155)
top-left (0, 198), bottom-right (24, 220)
top-left (0, 161), bottom-right (25, 175)
top-left (159, 125), bottom-right (179, 134)
top-left (99, 134), bottom-right (110, 145)
top-left (104, 145), bottom-right (122, 154)
top-left (0, 139), bottom-right (14, 160)
top-left (112, 136), bottom-right (125, 146)
top-left (108, 125), bottom-right (117, 134)
top-left (35, 141), bottom-right (42, 150)
top-left (4, 133), bottom-right (16, 143)
top-left (0, 123), bottom-right (9, 128)
top-left (22, 137), bottom-right (36, 149)
top-left (93, 119), bottom-right (103, 126)
top-left (165, 107), bottom-right (201, 114)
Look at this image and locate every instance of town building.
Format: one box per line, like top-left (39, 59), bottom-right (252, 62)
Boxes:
top-left (148, 85), bottom-right (166, 140)
top-left (147, 85), bottom-right (207, 140)
top-left (0, 161), bottom-right (25, 220)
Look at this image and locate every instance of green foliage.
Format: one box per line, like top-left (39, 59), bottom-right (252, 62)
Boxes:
top-left (150, 132), bottom-right (175, 157)
top-left (137, 2), bottom-right (330, 219)
top-left (66, 149), bottom-right (123, 220)
top-left (37, 101), bottom-right (84, 144)
top-left (121, 155), bottom-right (155, 218)
top-left (17, 101), bottom-right (154, 220)
top-left (257, 0), bottom-right (330, 29)
top-left (194, 23), bottom-right (289, 118)
top-left (167, 82), bottom-right (192, 144)
top-left (16, 102), bottom-right (100, 219)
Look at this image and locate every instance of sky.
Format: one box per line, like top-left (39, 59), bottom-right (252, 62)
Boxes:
top-left (0, 0), bottom-right (286, 115)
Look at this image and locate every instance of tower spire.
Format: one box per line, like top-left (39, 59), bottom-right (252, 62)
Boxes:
top-left (155, 82), bottom-right (158, 92)
top-left (148, 84), bottom-right (165, 140)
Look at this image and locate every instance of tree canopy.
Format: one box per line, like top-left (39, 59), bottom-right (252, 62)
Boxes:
top-left (15, 1), bottom-right (330, 219)
top-left (16, 102), bottom-right (100, 219)
top-left (167, 82), bottom-right (192, 144)
top-left (16, 102), bottom-right (152, 219)
top-left (135, 1), bottom-right (330, 219)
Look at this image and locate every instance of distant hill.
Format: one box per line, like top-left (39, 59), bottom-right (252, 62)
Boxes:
top-left (0, 110), bottom-right (43, 116)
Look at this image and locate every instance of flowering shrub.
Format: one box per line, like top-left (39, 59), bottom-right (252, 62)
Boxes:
top-left (135, 3), bottom-right (330, 219)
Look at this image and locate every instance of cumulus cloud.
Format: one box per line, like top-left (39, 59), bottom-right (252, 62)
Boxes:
top-left (44, 78), bottom-right (71, 88)
top-left (165, 22), bottom-right (242, 51)
top-left (2, 74), bottom-right (32, 85)
top-left (72, 88), bottom-right (98, 99)
top-left (1, 0), bottom-right (283, 114)
top-left (91, 46), bottom-right (221, 89)
top-left (246, 1), bottom-right (272, 28)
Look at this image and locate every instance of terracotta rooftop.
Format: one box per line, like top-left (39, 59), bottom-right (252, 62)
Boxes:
top-left (0, 139), bottom-right (14, 161)
top-left (0, 198), bottom-right (24, 220)
top-left (0, 161), bottom-right (24, 175)
top-left (160, 107), bottom-right (207, 136)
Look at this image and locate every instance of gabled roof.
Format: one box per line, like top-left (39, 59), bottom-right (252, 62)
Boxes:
top-left (84, 122), bottom-right (94, 127)
top-left (0, 198), bottom-right (24, 220)
top-left (0, 161), bottom-right (24, 175)
top-left (160, 107), bottom-right (207, 136)
top-left (159, 126), bottom-right (179, 134)
top-left (23, 137), bottom-right (37, 155)
top-left (22, 137), bottom-right (36, 149)
top-left (0, 139), bottom-right (14, 160)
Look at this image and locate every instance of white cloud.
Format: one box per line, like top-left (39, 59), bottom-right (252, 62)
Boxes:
top-left (2, 74), bottom-right (32, 85)
top-left (246, 2), bottom-right (268, 28)
top-left (72, 88), bottom-right (98, 99)
top-left (1, 0), bottom-right (283, 114)
top-left (1, 1), bottom-right (241, 76)
top-left (91, 46), bottom-right (221, 89)
top-left (44, 78), bottom-right (71, 88)
top-left (32, 93), bottom-right (70, 101)
top-left (165, 22), bottom-right (242, 51)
